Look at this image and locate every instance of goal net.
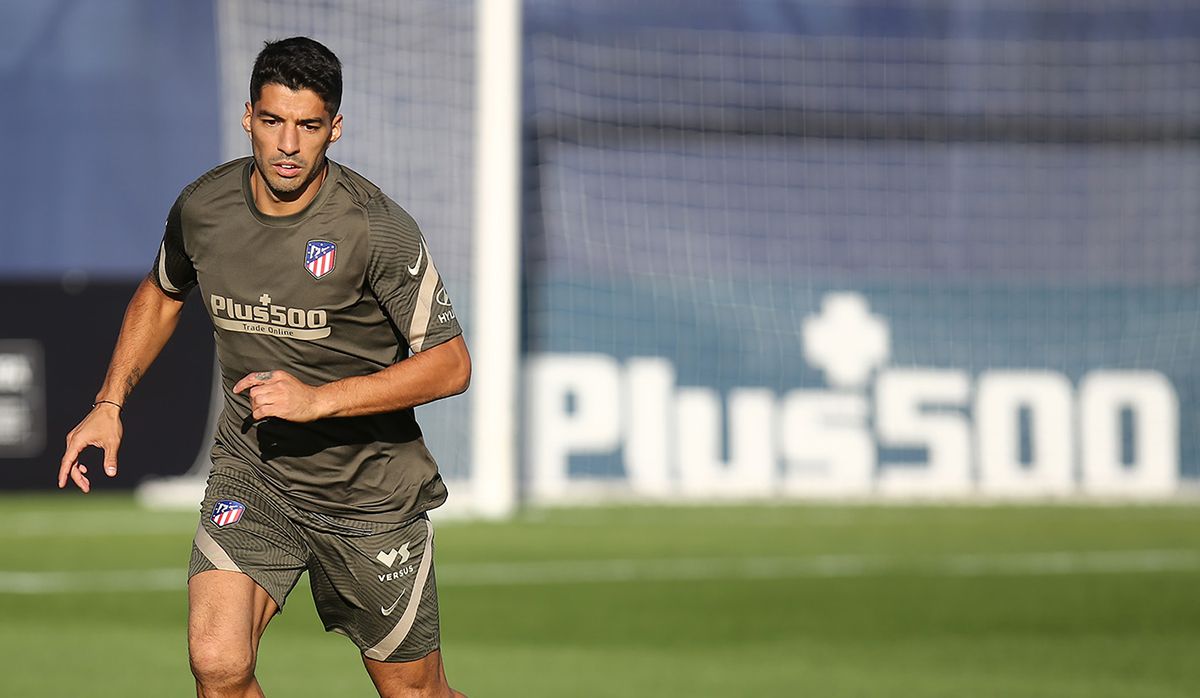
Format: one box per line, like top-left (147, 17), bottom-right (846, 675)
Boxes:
top-left (521, 2), bottom-right (1200, 503)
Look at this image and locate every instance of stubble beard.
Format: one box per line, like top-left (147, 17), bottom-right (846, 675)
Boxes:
top-left (254, 153), bottom-right (326, 201)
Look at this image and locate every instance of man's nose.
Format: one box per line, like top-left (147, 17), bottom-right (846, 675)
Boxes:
top-left (278, 127), bottom-right (300, 156)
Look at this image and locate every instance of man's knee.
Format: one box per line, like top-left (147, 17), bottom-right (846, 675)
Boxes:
top-left (186, 569), bottom-right (277, 690)
top-left (189, 635), bottom-right (256, 689)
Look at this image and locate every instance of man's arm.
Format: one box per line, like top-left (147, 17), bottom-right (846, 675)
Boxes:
top-left (58, 276), bottom-right (187, 491)
top-left (232, 335), bottom-right (471, 422)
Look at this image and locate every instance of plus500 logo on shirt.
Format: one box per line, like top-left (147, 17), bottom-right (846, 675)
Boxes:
top-left (209, 293), bottom-right (331, 341)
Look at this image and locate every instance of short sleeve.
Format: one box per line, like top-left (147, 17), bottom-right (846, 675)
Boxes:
top-left (149, 193), bottom-right (197, 300)
top-left (365, 194), bottom-right (463, 354)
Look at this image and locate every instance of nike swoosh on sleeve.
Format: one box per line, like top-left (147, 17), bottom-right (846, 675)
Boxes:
top-left (406, 240), bottom-right (425, 276)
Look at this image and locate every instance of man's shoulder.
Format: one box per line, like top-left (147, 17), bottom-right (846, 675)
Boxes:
top-left (330, 160), bottom-right (383, 208)
top-left (330, 161), bottom-right (416, 226)
top-left (174, 157), bottom-right (250, 213)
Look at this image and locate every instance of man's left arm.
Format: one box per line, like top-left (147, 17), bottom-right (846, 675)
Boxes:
top-left (232, 335), bottom-right (470, 422)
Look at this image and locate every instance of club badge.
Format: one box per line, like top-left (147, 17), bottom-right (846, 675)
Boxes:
top-left (305, 240), bottom-right (337, 279)
top-left (211, 499), bottom-right (246, 527)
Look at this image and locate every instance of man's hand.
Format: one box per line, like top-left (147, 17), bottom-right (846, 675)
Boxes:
top-left (233, 370), bottom-right (327, 423)
top-left (58, 403), bottom-right (124, 493)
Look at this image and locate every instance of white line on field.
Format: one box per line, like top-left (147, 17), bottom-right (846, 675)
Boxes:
top-left (0, 512), bottom-right (196, 538)
top-left (1, 550), bottom-right (1198, 594)
top-left (0, 569), bottom-right (183, 593)
top-left (440, 549), bottom-right (1200, 585)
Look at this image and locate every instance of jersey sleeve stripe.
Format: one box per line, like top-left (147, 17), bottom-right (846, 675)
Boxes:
top-left (406, 254), bottom-right (441, 353)
top-left (157, 240), bottom-right (183, 295)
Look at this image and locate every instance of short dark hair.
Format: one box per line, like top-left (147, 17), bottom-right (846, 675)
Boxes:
top-left (250, 37), bottom-right (342, 117)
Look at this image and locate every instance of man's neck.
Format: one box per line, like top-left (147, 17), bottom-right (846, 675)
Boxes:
top-left (250, 162), bottom-right (328, 217)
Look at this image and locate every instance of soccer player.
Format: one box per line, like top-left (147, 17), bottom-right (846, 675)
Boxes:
top-left (57, 37), bottom-right (470, 698)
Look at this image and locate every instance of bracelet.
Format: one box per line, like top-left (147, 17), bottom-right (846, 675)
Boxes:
top-left (92, 399), bottom-right (123, 412)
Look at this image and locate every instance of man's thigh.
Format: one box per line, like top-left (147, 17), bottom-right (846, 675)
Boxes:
top-left (188, 569), bottom-right (279, 652)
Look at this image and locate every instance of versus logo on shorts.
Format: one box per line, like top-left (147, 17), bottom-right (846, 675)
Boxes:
top-left (376, 543), bottom-right (410, 568)
top-left (377, 543), bottom-right (417, 583)
top-left (305, 239), bottom-right (337, 279)
top-left (211, 500), bottom-right (246, 527)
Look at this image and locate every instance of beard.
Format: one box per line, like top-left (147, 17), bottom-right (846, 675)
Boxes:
top-left (254, 153), bottom-right (325, 200)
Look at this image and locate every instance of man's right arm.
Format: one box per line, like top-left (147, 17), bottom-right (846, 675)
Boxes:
top-left (58, 275), bottom-right (186, 492)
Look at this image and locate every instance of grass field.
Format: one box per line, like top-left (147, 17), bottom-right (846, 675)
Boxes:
top-left (1, 495), bottom-right (1198, 697)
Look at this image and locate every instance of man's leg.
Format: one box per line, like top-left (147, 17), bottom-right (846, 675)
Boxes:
top-left (362, 650), bottom-right (467, 698)
top-left (188, 569), bottom-right (279, 698)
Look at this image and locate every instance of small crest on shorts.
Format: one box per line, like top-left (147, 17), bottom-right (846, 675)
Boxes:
top-left (211, 499), bottom-right (246, 527)
top-left (304, 240), bottom-right (337, 279)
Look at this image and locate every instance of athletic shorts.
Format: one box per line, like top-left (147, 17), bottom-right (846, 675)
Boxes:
top-left (187, 469), bottom-right (440, 662)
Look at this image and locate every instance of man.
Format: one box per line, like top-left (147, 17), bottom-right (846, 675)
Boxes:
top-left (58, 37), bottom-right (470, 698)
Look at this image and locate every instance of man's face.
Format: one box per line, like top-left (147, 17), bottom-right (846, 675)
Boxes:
top-left (242, 83), bottom-right (342, 199)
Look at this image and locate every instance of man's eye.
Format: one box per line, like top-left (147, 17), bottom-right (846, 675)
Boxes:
top-left (302, 124), bottom-right (319, 132)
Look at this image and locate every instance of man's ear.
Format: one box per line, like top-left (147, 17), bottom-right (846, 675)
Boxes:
top-left (242, 102), bottom-right (254, 137)
top-left (329, 113), bottom-right (343, 144)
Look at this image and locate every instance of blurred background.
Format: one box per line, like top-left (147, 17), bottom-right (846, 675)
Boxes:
top-left (3, 0), bottom-right (1198, 503)
top-left (2, 1), bottom-right (1199, 696)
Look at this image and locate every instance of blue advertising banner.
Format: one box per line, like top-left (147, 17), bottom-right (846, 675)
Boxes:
top-left (522, 1), bottom-right (1200, 501)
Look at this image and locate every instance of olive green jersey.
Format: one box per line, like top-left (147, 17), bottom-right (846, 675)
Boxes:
top-left (152, 157), bottom-right (462, 523)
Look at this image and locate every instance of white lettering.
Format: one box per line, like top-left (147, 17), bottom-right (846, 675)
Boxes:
top-left (976, 371), bottom-right (1074, 497)
top-left (526, 354), bottom-right (622, 500)
top-left (779, 391), bottom-right (873, 497)
top-left (875, 369), bottom-right (971, 497)
top-left (243, 323), bottom-right (295, 337)
top-left (0, 355), bottom-right (33, 392)
top-left (623, 358), bottom-right (675, 498)
top-left (1080, 371), bottom-right (1179, 497)
top-left (675, 387), bottom-right (775, 498)
top-left (207, 294), bottom-right (330, 337)
top-left (0, 396), bottom-right (31, 443)
top-left (376, 564), bottom-right (417, 582)
top-left (522, 353), bottom-right (1183, 502)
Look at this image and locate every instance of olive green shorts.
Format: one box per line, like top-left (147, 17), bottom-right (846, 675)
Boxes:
top-left (188, 469), bottom-right (440, 662)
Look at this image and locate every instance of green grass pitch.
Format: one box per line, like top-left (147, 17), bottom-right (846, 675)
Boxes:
top-left (1, 495), bottom-right (1198, 696)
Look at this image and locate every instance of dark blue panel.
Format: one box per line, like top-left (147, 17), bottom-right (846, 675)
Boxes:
top-left (0, 0), bottom-right (220, 279)
top-left (526, 0), bottom-right (1200, 40)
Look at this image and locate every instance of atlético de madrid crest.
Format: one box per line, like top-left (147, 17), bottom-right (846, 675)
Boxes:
top-left (211, 500), bottom-right (245, 527)
top-left (305, 240), bottom-right (337, 279)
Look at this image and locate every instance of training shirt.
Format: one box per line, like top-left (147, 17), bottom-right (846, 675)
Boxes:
top-left (151, 157), bottom-right (462, 523)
